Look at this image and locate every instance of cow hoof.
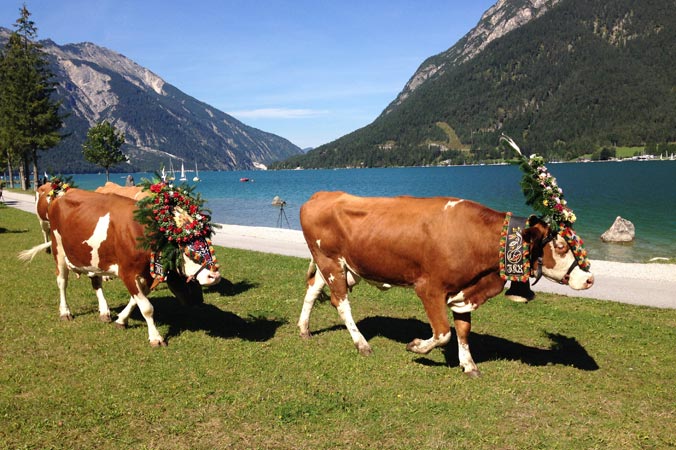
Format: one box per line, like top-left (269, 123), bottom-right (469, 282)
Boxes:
top-left (114, 322), bottom-right (127, 329)
top-left (59, 314), bottom-right (73, 321)
top-left (357, 345), bottom-right (373, 356)
top-left (150, 340), bottom-right (167, 347)
top-left (463, 369), bottom-right (481, 378)
top-left (99, 313), bottom-right (112, 323)
top-left (299, 331), bottom-right (312, 339)
top-left (405, 339), bottom-right (430, 354)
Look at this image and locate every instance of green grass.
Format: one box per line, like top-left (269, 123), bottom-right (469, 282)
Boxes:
top-left (1, 205), bottom-right (675, 449)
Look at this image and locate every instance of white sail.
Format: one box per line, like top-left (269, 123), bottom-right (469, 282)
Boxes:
top-left (179, 161), bottom-right (187, 181)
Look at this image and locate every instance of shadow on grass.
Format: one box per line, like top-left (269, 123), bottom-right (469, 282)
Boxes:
top-left (320, 315), bottom-right (599, 371)
top-left (205, 278), bottom-right (258, 297)
top-left (113, 295), bottom-right (285, 343)
top-left (0, 226), bottom-right (28, 234)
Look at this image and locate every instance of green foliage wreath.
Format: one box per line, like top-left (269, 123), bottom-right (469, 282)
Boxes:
top-left (134, 176), bottom-right (217, 272)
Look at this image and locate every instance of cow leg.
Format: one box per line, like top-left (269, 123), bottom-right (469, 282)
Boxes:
top-left (90, 276), bottom-right (111, 322)
top-left (298, 264), bottom-right (325, 339)
top-left (115, 293), bottom-right (165, 346)
top-left (114, 295), bottom-right (136, 328)
top-left (135, 293), bottom-right (165, 347)
top-left (453, 311), bottom-right (480, 377)
top-left (407, 281), bottom-right (451, 354)
top-left (318, 260), bottom-right (372, 356)
top-left (40, 220), bottom-right (51, 253)
top-left (54, 249), bottom-right (73, 321)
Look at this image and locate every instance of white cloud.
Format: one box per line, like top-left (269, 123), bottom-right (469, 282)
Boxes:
top-left (228, 108), bottom-right (329, 119)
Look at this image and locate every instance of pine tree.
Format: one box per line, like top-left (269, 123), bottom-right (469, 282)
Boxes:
top-left (0, 6), bottom-right (63, 190)
top-left (82, 121), bottom-right (127, 181)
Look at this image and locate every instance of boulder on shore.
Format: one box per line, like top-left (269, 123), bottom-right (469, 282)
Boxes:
top-left (601, 216), bottom-right (635, 243)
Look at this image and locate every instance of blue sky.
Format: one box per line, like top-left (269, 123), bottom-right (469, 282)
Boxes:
top-left (1, 1), bottom-right (496, 149)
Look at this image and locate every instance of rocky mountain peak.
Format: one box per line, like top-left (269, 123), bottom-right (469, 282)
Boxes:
top-left (386, 0), bottom-right (560, 113)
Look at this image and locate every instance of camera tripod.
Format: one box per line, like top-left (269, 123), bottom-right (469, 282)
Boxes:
top-left (276, 203), bottom-right (290, 228)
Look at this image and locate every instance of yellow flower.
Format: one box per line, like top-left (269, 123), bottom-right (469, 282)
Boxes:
top-left (543, 200), bottom-right (549, 207)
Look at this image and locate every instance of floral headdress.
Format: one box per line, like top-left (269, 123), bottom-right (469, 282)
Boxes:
top-left (135, 176), bottom-right (219, 272)
top-left (500, 135), bottom-right (590, 269)
top-left (46, 175), bottom-right (76, 199)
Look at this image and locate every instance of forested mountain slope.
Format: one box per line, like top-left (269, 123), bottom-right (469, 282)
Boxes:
top-left (275, 0), bottom-right (676, 169)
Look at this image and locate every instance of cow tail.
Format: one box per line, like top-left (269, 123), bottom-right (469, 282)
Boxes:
top-left (18, 241), bottom-right (52, 262)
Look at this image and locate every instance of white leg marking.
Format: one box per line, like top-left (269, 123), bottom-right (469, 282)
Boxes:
top-left (457, 338), bottom-right (478, 373)
top-left (336, 298), bottom-right (371, 355)
top-left (134, 291), bottom-right (163, 345)
top-left (52, 230), bottom-right (72, 319)
top-left (298, 271), bottom-right (325, 337)
top-left (115, 295), bottom-right (137, 326)
top-left (82, 213), bottom-right (110, 268)
top-left (94, 285), bottom-right (110, 318)
top-left (444, 199), bottom-right (464, 210)
top-left (408, 331), bottom-right (452, 354)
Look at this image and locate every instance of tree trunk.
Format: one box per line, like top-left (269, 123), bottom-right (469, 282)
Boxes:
top-left (31, 150), bottom-right (39, 190)
top-left (106, 167), bottom-right (110, 182)
top-left (7, 160), bottom-right (14, 189)
top-left (19, 158), bottom-right (29, 191)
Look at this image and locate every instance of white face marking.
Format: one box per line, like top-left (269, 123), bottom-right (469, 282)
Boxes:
top-left (181, 253), bottom-right (221, 286)
top-left (82, 213), bottom-right (111, 268)
top-left (444, 199), bottom-right (463, 210)
top-left (541, 238), bottom-right (593, 289)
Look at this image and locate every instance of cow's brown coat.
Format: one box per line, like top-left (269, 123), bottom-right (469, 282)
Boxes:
top-left (298, 191), bottom-right (594, 376)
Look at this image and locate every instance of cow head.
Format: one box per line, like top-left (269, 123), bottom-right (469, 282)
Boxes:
top-left (181, 237), bottom-right (221, 286)
top-left (525, 218), bottom-right (594, 290)
top-left (136, 178), bottom-right (222, 304)
top-left (501, 135), bottom-right (594, 291)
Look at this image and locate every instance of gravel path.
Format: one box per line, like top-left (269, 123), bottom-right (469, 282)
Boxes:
top-left (4, 189), bottom-right (674, 309)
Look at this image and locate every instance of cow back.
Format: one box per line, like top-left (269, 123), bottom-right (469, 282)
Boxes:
top-left (95, 181), bottom-right (149, 200)
top-left (49, 189), bottom-right (150, 279)
top-left (300, 191), bottom-right (505, 289)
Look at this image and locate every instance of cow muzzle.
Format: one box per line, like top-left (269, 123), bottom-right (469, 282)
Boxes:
top-left (565, 265), bottom-right (594, 290)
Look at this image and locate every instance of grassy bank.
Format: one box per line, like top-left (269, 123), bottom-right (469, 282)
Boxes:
top-left (1, 206), bottom-right (675, 449)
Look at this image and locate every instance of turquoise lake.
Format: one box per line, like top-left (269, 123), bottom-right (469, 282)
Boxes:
top-left (69, 160), bottom-right (675, 263)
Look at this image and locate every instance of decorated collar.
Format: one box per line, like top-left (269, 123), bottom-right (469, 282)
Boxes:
top-left (499, 212), bottom-right (531, 282)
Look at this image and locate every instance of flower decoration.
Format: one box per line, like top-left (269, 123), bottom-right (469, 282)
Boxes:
top-left (46, 175), bottom-right (76, 199)
top-left (560, 226), bottom-right (591, 271)
top-left (135, 176), bottom-right (219, 272)
top-left (500, 135), bottom-right (577, 230)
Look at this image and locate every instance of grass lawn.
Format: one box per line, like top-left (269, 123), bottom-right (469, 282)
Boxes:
top-left (1, 205), bottom-right (675, 449)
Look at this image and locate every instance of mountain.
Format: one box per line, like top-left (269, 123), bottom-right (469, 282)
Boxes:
top-left (274, 0), bottom-right (676, 169)
top-left (0, 28), bottom-right (303, 173)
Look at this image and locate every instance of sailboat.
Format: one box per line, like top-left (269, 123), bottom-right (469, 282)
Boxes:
top-left (179, 161), bottom-right (187, 181)
top-left (193, 161), bottom-right (200, 182)
top-left (168, 160), bottom-right (176, 181)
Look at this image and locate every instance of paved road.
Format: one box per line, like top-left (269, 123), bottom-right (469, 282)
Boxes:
top-left (4, 189), bottom-right (675, 309)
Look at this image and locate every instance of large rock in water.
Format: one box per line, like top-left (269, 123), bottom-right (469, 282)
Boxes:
top-left (601, 216), bottom-right (635, 243)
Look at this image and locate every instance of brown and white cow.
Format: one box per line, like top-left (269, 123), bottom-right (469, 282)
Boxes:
top-left (298, 191), bottom-right (594, 377)
top-left (20, 189), bottom-right (221, 346)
